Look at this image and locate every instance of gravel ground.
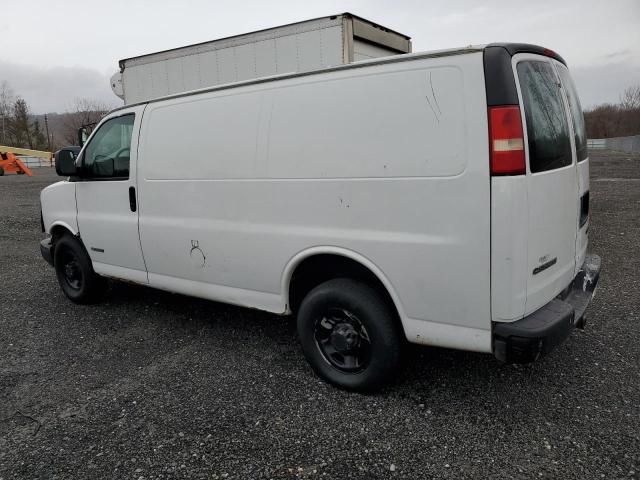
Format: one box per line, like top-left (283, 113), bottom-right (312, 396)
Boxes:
top-left (1, 153), bottom-right (638, 479)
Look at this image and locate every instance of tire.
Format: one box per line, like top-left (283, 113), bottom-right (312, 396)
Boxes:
top-left (0, 166), bottom-right (4, 176)
top-left (297, 278), bottom-right (403, 392)
top-left (53, 234), bottom-right (105, 304)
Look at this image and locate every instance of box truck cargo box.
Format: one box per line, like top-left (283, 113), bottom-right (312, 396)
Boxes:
top-left (110, 12), bottom-right (411, 104)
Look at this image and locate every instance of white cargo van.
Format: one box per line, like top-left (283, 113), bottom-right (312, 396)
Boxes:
top-left (42, 43), bottom-right (600, 391)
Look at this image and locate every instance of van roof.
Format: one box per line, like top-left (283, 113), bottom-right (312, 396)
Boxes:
top-left (109, 42), bottom-right (564, 114)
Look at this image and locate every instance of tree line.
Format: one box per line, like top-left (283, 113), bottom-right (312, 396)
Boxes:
top-left (1, 81), bottom-right (48, 150)
top-left (0, 81), bottom-right (109, 152)
top-left (584, 85), bottom-right (640, 139)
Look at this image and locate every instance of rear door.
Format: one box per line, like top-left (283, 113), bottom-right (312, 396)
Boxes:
top-left (513, 55), bottom-right (579, 315)
top-left (554, 62), bottom-right (590, 273)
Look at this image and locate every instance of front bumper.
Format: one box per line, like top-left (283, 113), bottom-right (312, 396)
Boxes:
top-left (493, 254), bottom-right (601, 363)
top-left (40, 237), bottom-right (54, 267)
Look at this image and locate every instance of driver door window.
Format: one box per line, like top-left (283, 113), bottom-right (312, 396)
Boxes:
top-left (83, 114), bottom-right (135, 179)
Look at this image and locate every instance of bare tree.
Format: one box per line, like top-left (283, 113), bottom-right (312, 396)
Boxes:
top-left (61, 98), bottom-right (110, 145)
top-left (619, 85), bottom-right (640, 110)
top-left (0, 81), bottom-right (15, 144)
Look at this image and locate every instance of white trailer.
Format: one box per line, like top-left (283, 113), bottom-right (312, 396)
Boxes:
top-left (110, 13), bottom-right (411, 105)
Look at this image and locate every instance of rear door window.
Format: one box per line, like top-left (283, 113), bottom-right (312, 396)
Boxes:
top-left (517, 61), bottom-right (572, 173)
top-left (556, 64), bottom-right (588, 162)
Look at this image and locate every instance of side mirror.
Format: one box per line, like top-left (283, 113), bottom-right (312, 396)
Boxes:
top-left (55, 148), bottom-right (80, 176)
top-left (78, 127), bottom-right (89, 147)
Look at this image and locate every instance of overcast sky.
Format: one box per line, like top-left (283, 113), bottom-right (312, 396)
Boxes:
top-left (1, 0), bottom-right (639, 113)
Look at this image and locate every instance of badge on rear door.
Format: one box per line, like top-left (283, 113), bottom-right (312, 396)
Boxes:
top-left (533, 256), bottom-right (557, 275)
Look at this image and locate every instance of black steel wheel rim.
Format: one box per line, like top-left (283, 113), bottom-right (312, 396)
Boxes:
top-left (60, 249), bottom-right (82, 290)
top-left (314, 307), bottom-right (371, 372)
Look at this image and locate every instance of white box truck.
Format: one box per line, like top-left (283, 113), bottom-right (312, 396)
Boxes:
top-left (110, 13), bottom-right (411, 105)
top-left (44, 43), bottom-right (600, 392)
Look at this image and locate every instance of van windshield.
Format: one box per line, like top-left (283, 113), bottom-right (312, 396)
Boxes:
top-left (517, 61), bottom-right (572, 173)
top-left (556, 64), bottom-right (588, 162)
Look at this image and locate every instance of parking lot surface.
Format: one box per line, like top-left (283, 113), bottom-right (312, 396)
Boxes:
top-left (1, 152), bottom-right (639, 479)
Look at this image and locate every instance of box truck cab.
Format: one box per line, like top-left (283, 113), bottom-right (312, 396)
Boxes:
top-left (41, 43), bottom-right (600, 391)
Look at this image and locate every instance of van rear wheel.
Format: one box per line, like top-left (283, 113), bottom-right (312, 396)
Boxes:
top-left (297, 278), bottom-right (402, 392)
top-left (53, 234), bottom-right (105, 304)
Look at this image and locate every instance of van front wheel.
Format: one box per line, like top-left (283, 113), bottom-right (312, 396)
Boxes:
top-left (53, 234), bottom-right (105, 304)
top-left (297, 278), bottom-right (402, 392)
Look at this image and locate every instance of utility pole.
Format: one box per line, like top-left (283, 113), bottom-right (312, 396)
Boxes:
top-left (44, 114), bottom-right (51, 151)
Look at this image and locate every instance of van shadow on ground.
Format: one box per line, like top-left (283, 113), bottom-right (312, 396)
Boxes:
top-left (101, 278), bottom-right (578, 405)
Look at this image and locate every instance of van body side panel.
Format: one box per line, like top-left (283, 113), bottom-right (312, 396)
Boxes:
top-left (485, 45), bottom-right (530, 322)
top-left (137, 53), bottom-right (492, 352)
top-left (490, 176), bottom-right (528, 321)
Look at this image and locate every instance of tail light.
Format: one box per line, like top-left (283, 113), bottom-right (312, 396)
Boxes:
top-left (489, 106), bottom-right (526, 175)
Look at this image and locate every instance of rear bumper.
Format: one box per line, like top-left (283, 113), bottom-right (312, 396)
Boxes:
top-left (493, 254), bottom-right (601, 363)
top-left (40, 237), bottom-right (54, 267)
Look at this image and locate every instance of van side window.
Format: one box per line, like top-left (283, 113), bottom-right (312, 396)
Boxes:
top-left (83, 114), bottom-right (135, 179)
top-left (517, 61), bottom-right (572, 173)
top-left (556, 65), bottom-right (588, 162)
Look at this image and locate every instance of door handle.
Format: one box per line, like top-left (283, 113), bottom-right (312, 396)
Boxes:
top-left (129, 186), bottom-right (137, 212)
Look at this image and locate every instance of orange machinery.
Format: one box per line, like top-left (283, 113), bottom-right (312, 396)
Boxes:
top-left (0, 146), bottom-right (53, 176)
top-left (0, 152), bottom-right (34, 176)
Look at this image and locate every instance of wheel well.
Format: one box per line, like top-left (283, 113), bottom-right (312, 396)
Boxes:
top-left (50, 225), bottom-right (74, 243)
top-left (288, 254), bottom-right (399, 319)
